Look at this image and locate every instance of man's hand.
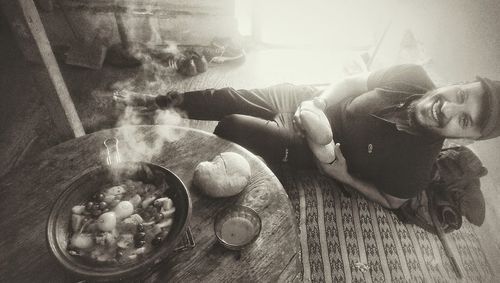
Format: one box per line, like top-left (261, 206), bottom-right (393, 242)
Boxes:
top-left (315, 143), bottom-right (352, 184)
top-left (292, 100), bottom-right (313, 138)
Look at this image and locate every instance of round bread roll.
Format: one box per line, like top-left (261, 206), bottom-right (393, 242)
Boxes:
top-left (193, 152), bottom-right (251, 198)
top-left (299, 107), bottom-right (332, 145)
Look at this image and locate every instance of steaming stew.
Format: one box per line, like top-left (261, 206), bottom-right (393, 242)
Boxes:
top-left (68, 180), bottom-right (175, 263)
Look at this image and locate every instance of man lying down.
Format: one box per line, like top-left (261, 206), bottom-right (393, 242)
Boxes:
top-left (114, 64), bottom-right (500, 210)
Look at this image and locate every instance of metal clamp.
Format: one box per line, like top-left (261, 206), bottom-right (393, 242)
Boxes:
top-left (104, 138), bottom-right (121, 165)
top-left (174, 226), bottom-right (196, 252)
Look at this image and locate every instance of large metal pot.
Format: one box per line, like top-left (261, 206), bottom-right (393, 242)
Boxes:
top-left (46, 138), bottom-right (192, 281)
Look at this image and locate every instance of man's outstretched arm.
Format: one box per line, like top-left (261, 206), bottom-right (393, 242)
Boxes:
top-left (316, 71), bottom-right (371, 110)
top-left (341, 173), bottom-right (409, 209)
top-left (292, 72), bottom-right (372, 163)
top-left (293, 71), bottom-right (371, 135)
top-left (316, 143), bottom-right (408, 210)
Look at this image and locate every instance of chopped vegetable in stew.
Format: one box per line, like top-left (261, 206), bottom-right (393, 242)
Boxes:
top-left (68, 180), bottom-right (175, 263)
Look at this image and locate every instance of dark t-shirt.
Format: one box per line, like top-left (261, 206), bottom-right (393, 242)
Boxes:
top-left (325, 64), bottom-right (444, 199)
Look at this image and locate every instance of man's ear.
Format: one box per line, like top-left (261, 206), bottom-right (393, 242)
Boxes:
top-left (445, 138), bottom-right (475, 146)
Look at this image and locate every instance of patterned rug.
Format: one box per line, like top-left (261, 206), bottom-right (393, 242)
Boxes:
top-left (272, 165), bottom-right (494, 283)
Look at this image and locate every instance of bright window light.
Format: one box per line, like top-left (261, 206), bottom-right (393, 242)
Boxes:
top-left (236, 0), bottom-right (400, 49)
top-left (235, 0), bottom-right (253, 36)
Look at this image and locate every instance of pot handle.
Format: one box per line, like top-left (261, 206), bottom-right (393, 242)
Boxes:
top-left (104, 138), bottom-right (121, 165)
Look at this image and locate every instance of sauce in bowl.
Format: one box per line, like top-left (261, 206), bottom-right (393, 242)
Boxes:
top-left (220, 217), bottom-right (256, 246)
top-left (214, 205), bottom-right (261, 250)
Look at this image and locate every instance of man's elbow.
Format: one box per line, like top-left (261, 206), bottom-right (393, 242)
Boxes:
top-left (344, 72), bottom-right (370, 94)
top-left (383, 194), bottom-right (408, 210)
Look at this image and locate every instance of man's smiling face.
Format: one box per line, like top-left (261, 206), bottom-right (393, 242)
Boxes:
top-left (413, 82), bottom-right (485, 139)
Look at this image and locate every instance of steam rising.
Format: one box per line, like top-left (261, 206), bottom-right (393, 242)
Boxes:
top-left (107, 4), bottom-right (194, 164)
top-left (112, 51), bottom-right (189, 163)
top-left (114, 106), bottom-right (189, 164)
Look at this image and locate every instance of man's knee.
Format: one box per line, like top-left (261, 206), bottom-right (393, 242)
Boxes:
top-left (214, 114), bottom-right (275, 144)
top-left (213, 114), bottom-right (245, 141)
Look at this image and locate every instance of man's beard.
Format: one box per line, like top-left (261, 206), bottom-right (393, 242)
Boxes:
top-left (407, 99), bottom-right (441, 138)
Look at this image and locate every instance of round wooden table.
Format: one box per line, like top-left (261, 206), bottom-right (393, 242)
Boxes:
top-left (0, 125), bottom-right (301, 282)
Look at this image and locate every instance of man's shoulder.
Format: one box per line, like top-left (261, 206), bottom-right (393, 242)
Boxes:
top-left (389, 64), bottom-right (436, 90)
top-left (368, 64), bottom-right (436, 92)
top-left (343, 64), bottom-right (434, 115)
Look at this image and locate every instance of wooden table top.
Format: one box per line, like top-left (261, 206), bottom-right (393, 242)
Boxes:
top-left (0, 125), bottom-right (301, 282)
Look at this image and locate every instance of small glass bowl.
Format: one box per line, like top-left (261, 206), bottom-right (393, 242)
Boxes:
top-left (214, 205), bottom-right (262, 250)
